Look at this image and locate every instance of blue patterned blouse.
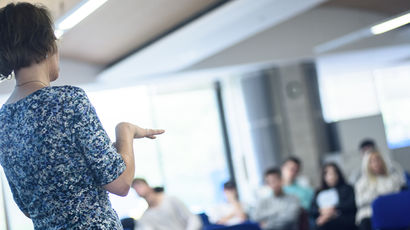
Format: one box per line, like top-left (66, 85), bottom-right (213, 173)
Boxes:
top-left (0, 86), bottom-right (126, 229)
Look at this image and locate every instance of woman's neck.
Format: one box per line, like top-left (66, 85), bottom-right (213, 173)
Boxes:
top-left (16, 62), bottom-right (51, 87)
top-left (5, 63), bottom-right (51, 104)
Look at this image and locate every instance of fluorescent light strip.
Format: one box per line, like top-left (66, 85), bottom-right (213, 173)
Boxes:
top-left (55, 0), bottom-right (108, 38)
top-left (371, 12), bottom-right (410, 35)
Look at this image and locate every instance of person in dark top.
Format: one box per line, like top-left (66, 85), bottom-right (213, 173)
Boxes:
top-left (0, 3), bottom-right (164, 229)
top-left (310, 163), bottom-right (357, 230)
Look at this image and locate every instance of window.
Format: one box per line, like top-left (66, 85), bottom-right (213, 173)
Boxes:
top-left (374, 65), bottom-right (410, 149)
top-left (318, 57), bottom-right (410, 149)
top-left (87, 83), bottom-right (230, 216)
top-left (318, 70), bottom-right (380, 122)
top-left (87, 86), bottom-right (161, 220)
top-left (151, 86), bottom-right (230, 212)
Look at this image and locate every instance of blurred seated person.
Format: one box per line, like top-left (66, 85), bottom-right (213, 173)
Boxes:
top-left (132, 178), bottom-right (202, 230)
top-left (281, 157), bottom-right (314, 210)
top-left (252, 168), bottom-right (300, 230)
top-left (310, 163), bottom-right (357, 230)
top-left (355, 150), bottom-right (404, 230)
top-left (121, 217), bottom-right (136, 230)
top-left (348, 139), bottom-right (405, 185)
top-left (208, 181), bottom-right (247, 226)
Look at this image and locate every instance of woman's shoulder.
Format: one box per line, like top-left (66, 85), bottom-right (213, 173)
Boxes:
top-left (48, 85), bottom-right (89, 104)
top-left (50, 85), bottom-right (86, 96)
top-left (339, 183), bottom-right (354, 191)
top-left (337, 184), bottom-right (355, 196)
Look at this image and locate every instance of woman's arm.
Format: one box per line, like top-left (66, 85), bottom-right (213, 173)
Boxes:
top-left (68, 88), bottom-right (164, 196)
top-left (103, 122), bottom-right (164, 196)
top-left (232, 201), bottom-right (247, 221)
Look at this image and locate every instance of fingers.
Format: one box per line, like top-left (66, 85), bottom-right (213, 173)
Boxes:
top-left (138, 128), bottom-right (165, 139)
top-left (145, 129), bottom-right (165, 137)
top-left (130, 124), bottom-right (165, 139)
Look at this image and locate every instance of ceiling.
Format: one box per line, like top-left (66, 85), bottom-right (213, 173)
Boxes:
top-left (1, 0), bottom-right (225, 66)
top-left (1, 0), bottom-right (409, 69)
top-left (0, 0), bottom-right (83, 19)
top-left (59, 0), bottom-right (225, 65)
top-left (323, 0), bottom-right (410, 16)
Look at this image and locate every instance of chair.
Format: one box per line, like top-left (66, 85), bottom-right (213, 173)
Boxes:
top-left (372, 190), bottom-right (410, 230)
top-left (199, 212), bottom-right (211, 226)
top-left (298, 208), bottom-right (310, 230)
top-left (204, 221), bottom-right (261, 230)
top-left (120, 217), bottom-right (136, 230)
top-left (405, 171), bottom-right (410, 188)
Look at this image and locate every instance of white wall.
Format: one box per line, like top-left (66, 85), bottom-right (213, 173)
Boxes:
top-left (54, 58), bottom-right (102, 86)
top-left (392, 147), bottom-right (410, 172)
top-left (337, 115), bottom-right (390, 155)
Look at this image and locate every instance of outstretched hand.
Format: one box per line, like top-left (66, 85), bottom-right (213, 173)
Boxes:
top-left (132, 125), bottom-right (165, 139)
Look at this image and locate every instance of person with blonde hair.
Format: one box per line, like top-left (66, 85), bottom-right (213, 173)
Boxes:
top-left (355, 151), bottom-right (404, 230)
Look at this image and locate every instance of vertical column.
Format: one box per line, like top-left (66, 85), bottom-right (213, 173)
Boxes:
top-left (240, 70), bottom-right (283, 181)
top-left (240, 62), bottom-right (326, 186)
top-left (277, 62), bottom-right (325, 186)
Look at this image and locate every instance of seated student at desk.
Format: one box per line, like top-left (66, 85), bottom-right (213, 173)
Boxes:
top-left (132, 178), bottom-right (202, 230)
top-left (208, 181), bottom-right (247, 226)
top-left (252, 168), bottom-right (300, 230)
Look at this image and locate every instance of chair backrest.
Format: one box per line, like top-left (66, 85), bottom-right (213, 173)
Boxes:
top-left (205, 221), bottom-right (261, 230)
top-left (120, 217), bottom-right (136, 230)
top-left (198, 213), bottom-right (211, 226)
top-left (405, 171), bottom-right (410, 188)
top-left (372, 190), bottom-right (410, 229)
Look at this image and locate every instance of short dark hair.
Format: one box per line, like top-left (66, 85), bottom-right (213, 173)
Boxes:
top-left (0, 3), bottom-right (57, 77)
top-left (153, 187), bottom-right (164, 193)
top-left (132, 178), bottom-right (148, 186)
top-left (264, 168), bottom-right (281, 178)
top-left (282, 156), bottom-right (302, 168)
top-left (359, 139), bottom-right (376, 151)
top-left (223, 181), bottom-right (236, 190)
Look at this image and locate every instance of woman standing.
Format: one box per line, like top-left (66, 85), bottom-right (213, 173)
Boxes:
top-left (0, 3), bottom-right (163, 229)
top-left (310, 163), bottom-right (357, 230)
top-left (355, 151), bottom-right (403, 230)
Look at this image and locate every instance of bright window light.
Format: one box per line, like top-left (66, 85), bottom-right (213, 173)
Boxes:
top-left (55, 0), bottom-right (108, 37)
top-left (371, 12), bottom-right (410, 35)
top-left (54, 29), bottom-right (64, 39)
top-left (374, 65), bottom-right (410, 149)
top-left (318, 70), bottom-right (380, 123)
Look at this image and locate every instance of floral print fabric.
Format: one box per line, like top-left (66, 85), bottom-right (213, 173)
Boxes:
top-left (0, 86), bottom-right (125, 229)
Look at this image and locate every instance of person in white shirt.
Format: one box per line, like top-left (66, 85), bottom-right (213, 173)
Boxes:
top-left (355, 150), bottom-right (404, 230)
top-left (132, 178), bottom-right (202, 230)
top-left (208, 181), bottom-right (247, 226)
top-left (348, 139), bottom-right (405, 185)
top-left (252, 168), bottom-right (300, 230)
